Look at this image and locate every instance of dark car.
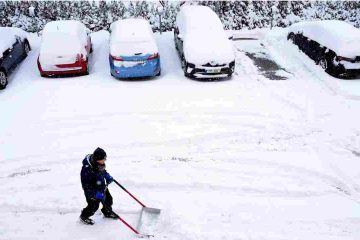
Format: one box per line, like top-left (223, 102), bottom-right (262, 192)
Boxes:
top-left (174, 5), bottom-right (235, 79)
top-left (0, 27), bottom-right (31, 89)
top-left (288, 20), bottom-right (360, 78)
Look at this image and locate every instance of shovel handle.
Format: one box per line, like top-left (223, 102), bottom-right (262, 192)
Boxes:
top-left (102, 202), bottom-right (140, 235)
top-left (114, 179), bottom-right (146, 208)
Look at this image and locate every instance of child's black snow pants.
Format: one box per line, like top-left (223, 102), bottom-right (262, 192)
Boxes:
top-left (80, 189), bottom-right (113, 218)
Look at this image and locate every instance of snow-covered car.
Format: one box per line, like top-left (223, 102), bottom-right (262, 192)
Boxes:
top-left (288, 20), bottom-right (360, 78)
top-left (109, 18), bottom-right (161, 79)
top-left (0, 27), bottom-right (31, 89)
top-left (37, 20), bottom-right (92, 77)
top-left (174, 5), bottom-right (235, 79)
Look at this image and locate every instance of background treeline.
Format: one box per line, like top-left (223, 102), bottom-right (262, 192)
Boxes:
top-left (0, 1), bottom-right (359, 32)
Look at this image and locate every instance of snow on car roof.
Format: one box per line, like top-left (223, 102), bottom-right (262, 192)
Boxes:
top-left (43, 20), bottom-right (87, 36)
top-left (110, 18), bottom-right (157, 56)
top-left (289, 20), bottom-right (360, 58)
top-left (40, 20), bottom-right (88, 57)
top-left (176, 5), bottom-right (224, 34)
top-left (0, 27), bottom-right (27, 58)
top-left (110, 18), bottom-right (153, 42)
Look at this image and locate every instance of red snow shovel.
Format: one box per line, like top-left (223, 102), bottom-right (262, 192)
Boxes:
top-left (102, 203), bottom-right (153, 238)
top-left (113, 179), bottom-right (161, 214)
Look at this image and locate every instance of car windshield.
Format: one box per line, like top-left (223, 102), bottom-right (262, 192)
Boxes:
top-left (113, 30), bottom-right (152, 43)
top-left (112, 20), bottom-right (153, 43)
top-left (0, 30), bottom-right (16, 56)
top-left (42, 33), bottom-right (81, 55)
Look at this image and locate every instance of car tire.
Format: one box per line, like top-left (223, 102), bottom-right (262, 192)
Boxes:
top-left (24, 41), bottom-right (30, 57)
top-left (84, 61), bottom-right (89, 75)
top-left (318, 57), bottom-right (328, 71)
top-left (180, 56), bottom-right (186, 70)
top-left (0, 70), bottom-right (8, 90)
top-left (184, 66), bottom-right (191, 78)
top-left (318, 56), bottom-right (338, 77)
top-left (156, 70), bottom-right (161, 77)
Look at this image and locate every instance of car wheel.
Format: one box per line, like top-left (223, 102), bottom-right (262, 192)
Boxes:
top-left (319, 57), bottom-right (328, 71)
top-left (24, 41), bottom-right (30, 56)
top-left (85, 61), bottom-right (89, 75)
top-left (156, 70), bottom-right (161, 77)
top-left (180, 56), bottom-right (186, 70)
top-left (184, 71), bottom-right (191, 78)
top-left (318, 56), bottom-right (338, 77)
top-left (0, 70), bottom-right (8, 90)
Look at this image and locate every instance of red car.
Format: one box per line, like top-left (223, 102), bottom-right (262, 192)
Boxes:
top-left (38, 20), bottom-right (92, 77)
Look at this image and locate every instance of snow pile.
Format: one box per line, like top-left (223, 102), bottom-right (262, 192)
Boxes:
top-left (110, 19), bottom-right (157, 57)
top-left (0, 27), bottom-right (28, 57)
top-left (289, 20), bottom-right (360, 58)
top-left (177, 6), bottom-right (234, 65)
top-left (39, 21), bottom-right (88, 64)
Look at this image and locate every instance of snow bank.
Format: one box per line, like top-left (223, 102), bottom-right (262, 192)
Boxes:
top-left (110, 18), bottom-right (157, 56)
top-left (289, 20), bottom-right (360, 58)
top-left (0, 27), bottom-right (28, 58)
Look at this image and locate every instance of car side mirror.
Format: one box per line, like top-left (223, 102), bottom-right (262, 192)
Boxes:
top-left (178, 34), bottom-right (183, 41)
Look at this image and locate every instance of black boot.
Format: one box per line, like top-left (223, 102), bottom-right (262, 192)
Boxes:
top-left (102, 210), bottom-right (118, 219)
top-left (80, 215), bottom-right (95, 225)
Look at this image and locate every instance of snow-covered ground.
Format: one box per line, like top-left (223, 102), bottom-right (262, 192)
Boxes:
top-left (1, 28), bottom-right (360, 240)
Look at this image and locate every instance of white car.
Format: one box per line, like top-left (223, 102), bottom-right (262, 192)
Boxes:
top-left (174, 5), bottom-right (235, 79)
top-left (37, 20), bottom-right (92, 77)
top-left (109, 18), bottom-right (161, 79)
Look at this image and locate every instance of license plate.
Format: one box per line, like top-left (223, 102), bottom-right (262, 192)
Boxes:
top-left (207, 69), bottom-right (221, 73)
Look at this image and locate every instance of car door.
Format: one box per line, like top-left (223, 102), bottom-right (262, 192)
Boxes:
top-left (1, 47), bottom-right (16, 73)
top-left (10, 37), bottom-right (24, 68)
top-left (174, 27), bottom-right (184, 58)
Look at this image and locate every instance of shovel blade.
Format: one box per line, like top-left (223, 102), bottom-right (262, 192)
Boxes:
top-left (143, 207), bottom-right (161, 214)
top-left (137, 233), bottom-right (154, 238)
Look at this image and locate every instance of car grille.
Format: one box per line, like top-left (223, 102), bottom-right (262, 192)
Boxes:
top-left (202, 62), bottom-right (226, 67)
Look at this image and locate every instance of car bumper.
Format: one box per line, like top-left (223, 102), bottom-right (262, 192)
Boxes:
top-left (110, 58), bottom-right (161, 79)
top-left (38, 58), bottom-right (87, 77)
top-left (186, 61), bottom-right (235, 79)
